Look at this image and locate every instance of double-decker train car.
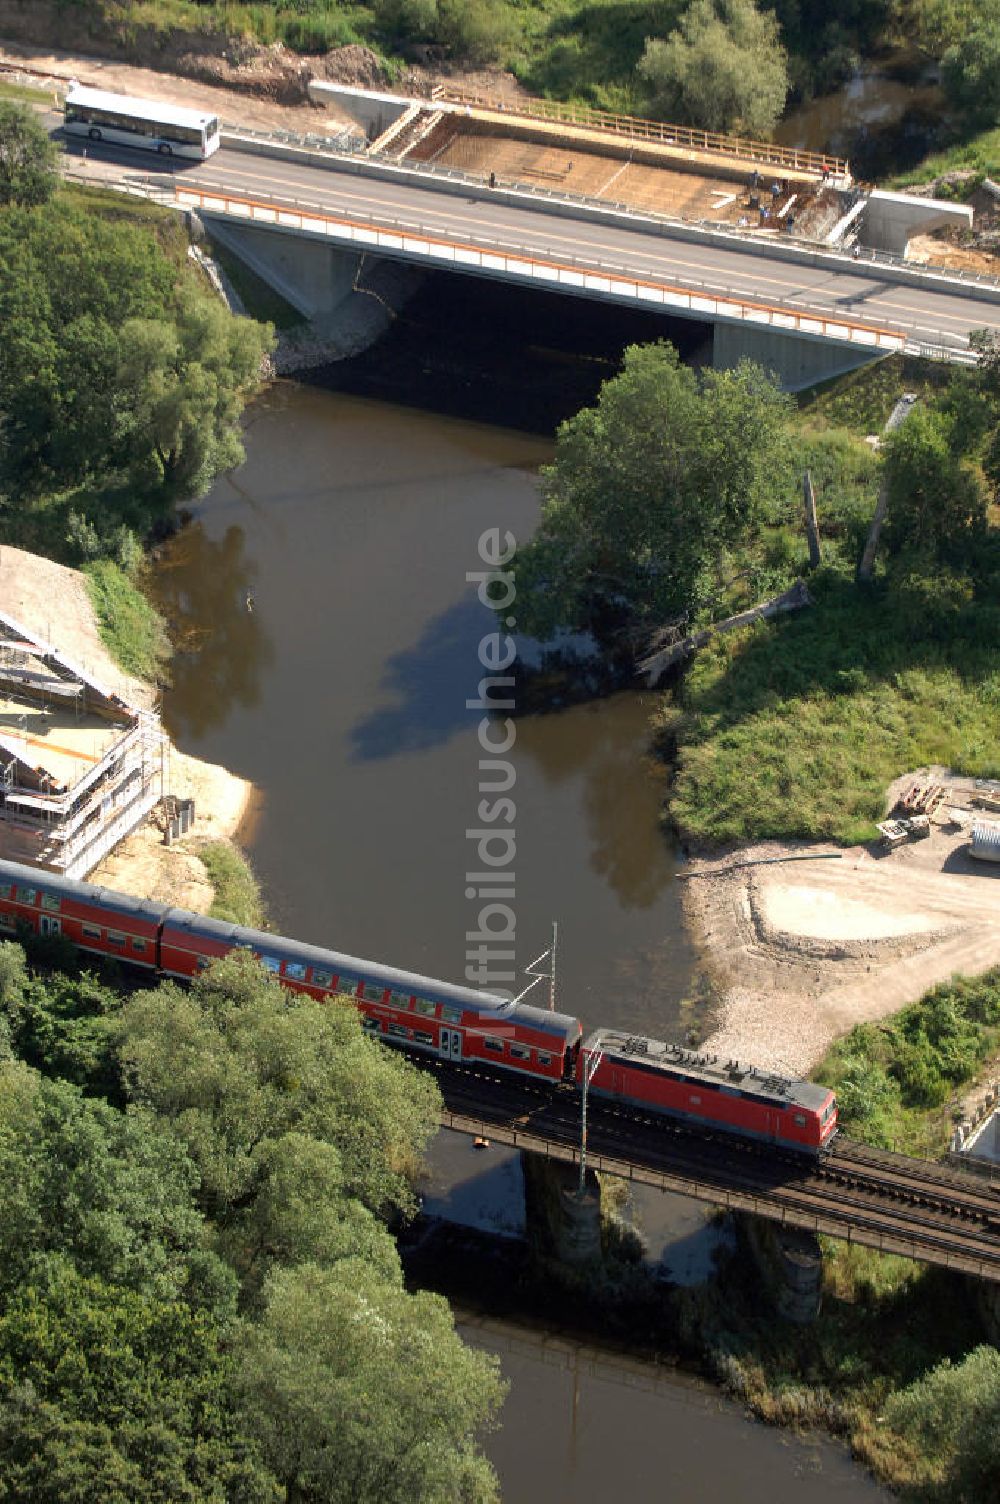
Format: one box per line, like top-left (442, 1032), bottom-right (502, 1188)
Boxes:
top-left (579, 1028), bottom-right (838, 1154)
top-left (0, 858), bottom-right (582, 1083)
top-left (159, 907), bottom-right (583, 1080)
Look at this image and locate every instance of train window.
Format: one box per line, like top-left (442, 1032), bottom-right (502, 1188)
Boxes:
top-left (390, 989), bottom-right (411, 1008)
top-left (16, 887), bottom-right (36, 906)
top-left (362, 1017), bottom-right (381, 1033)
top-left (362, 982), bottom-right (385, 1002)
top-left (337, 975), bottom-right (359, 996)
top-left (82, 922), bottom-right (101, 940)
top-left (538, 1052), bottom-right (551, 1067)
top-left (196, 957), bottom-right (211, 971)
top-left (414, 999), bottom-right (438, 1018)
top-left (509, 1045), bottom-right (530, 1061)
top-left (0, 914), bottom-right (14, 932)
top-left (441, 1006), bottom-right (463, 1024)
top-left (794, 1113), bottom-right (807, 1127)
top-left (0, 884), bottom-right (10, 899)
top-left (260, 956), bottom-right (281, 974)
top-left (484, 1036), bottom-right (504, 1053)
top-left (312, 968), bottom-right (333, 988)
top-left (388, 1023), bottom-right (410, 1039)
top-left (132, 938), bottom-right (147, 953)
top-left (822, 1102), bottom-right (836, 1121)
top-left (284, 962), bottom-right (308, 982)
top-left (41, 893), bottom-right (60, 913)
top-left (414, 1029), bottom-right (434, 1045)
top-left (107, 929), bottom-right (125, 946)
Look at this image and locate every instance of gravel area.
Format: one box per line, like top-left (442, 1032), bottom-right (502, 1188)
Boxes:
top-left (685, 778), bottom-right (1000, 1075)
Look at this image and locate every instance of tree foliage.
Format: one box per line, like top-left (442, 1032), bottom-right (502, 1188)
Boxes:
top-left (513, 341), bottom-right (792, 639)
top-left (941, 21), bottom-right (1000, 126)
top-left (0, 947), bottom-right (505, 1501)
top-left (0, 1060), bottom-right (206, 1304)
top-left (880, 404), bottom-right (988, 568)
top-left (0, 102), bottom-right (58, 208)
top-left (0, 199), bottom-right (271, 510)
top-left (118, 950), bottom-right (440, 1223)
top-left (0, 1258), bottom-right (271, 1504)
top-left (236, 1260), bottom-right (505, 1504)
top-left (638, 0), bottom-right (789, 136)
top-left (885, 1345), bottom-right (1000, 1502)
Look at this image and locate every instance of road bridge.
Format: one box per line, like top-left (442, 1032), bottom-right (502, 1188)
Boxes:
top-left (161, 134), bottom-right (1000, 388)
top-left (425, 1058), bottom-right (1000, 1284)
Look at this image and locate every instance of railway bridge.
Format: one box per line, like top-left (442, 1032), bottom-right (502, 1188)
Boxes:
top-left (426, 1058), bottom-right (1000, 1287)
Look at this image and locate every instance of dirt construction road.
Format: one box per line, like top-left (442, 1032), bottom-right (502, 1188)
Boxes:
top-left (686, 778), bottom-right (1000, 1075)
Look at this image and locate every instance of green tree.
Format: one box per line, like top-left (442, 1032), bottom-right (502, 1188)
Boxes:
top-left (941, 22), bottom-right (1000, 126)
top-left (0, 1257), bottom-right (275, 1504)
top-left (117, 291), bottom-right (272, 496)
top-left (0, 102), bottom-right (58, 208)
top-left (118, 950), bottom-right (440, 1223)
top-left (235, 1260), bottom-right (505, 1504)
top-left (217, 1132), bottom-right (402, 1305)
top-left (880, 405), bottom-right (988, 567)
top-left (895, 0), bottom-right (1000, 58)
top-left (0, 201), bottom-right (270, 519)
top-left (638, 0), bottom-right (789, 136)
top-left (513, 342), bottom-right (792, 640)
top-left (885, 1345), bottom-right (1000, 1500)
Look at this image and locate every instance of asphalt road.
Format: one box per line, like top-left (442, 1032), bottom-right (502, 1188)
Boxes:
top-left (192, 147), bottom-right (1000, 351)
top-left (62, 131), bottom-right (1000, 351)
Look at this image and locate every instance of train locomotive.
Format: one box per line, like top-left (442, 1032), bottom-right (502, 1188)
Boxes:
top-left (0, 857), bottom-right (836, 1154)
top-left (579, 1029), bottom-right (838, 1153)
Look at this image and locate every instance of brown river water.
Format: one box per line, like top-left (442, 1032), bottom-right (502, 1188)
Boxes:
top-left (150, 381), bottom-right (888, 1503)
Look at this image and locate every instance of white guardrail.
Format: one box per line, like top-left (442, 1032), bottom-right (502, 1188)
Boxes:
top-left (169, 177), bottom-right (978, 364)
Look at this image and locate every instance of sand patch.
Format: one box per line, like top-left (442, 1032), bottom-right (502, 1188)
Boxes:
top-left (760, 881), bottom-right (940, 941)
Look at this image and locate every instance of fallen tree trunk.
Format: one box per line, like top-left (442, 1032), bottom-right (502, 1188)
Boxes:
top-left (636, 579), bottom-right (813, 686)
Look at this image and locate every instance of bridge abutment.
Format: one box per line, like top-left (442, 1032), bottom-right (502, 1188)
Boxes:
top-left (738, 1213), bottom-right (823, 1323)
top-left (713, 322), bottom-right (883, 392)
top-left (521, 1152), bottom-right (603, 1265)
top-left (205, 220), bottom-right (380, 325)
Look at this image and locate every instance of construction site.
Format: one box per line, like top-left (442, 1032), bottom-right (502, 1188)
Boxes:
top-left (323, 82), bottom-right (854, 243)
top-left (0, 609), bottom-right (166, 878)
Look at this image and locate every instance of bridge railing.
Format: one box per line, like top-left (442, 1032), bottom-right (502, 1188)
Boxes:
top-left (214, 126), bottom-right (1000, 300)
top-left (167, 175), bottom-right (979, 366)
top-left (430, 83), bottom-right (849, 180)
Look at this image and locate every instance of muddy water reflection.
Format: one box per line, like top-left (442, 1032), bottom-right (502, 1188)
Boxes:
top-left (460, 1316), bottom-right (890, 1504)
top-left (152, 384), bottom-right (697, 1035)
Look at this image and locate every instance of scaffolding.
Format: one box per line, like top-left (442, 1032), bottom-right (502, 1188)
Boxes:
top-left (0, 611), bottom-right (167, 878)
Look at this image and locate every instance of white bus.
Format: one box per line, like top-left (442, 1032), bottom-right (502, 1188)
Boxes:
top-left (63, 85), bottom-right (221, 160)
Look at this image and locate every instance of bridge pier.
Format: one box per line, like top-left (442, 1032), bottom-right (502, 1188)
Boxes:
top-left (973, 1276), bottom-right (1000, 1345)
top-left (713, 322), bottom-right (883, 393)
top-left (521, 1152), bottom-right (603, 1265)
top-left (738, 1213), bottom-right (823, 1323)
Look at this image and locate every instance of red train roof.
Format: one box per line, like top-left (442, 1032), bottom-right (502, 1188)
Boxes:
top-left (584, 1029), bottom-right (832, 1113)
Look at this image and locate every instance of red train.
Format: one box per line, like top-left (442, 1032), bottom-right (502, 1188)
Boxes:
top-left (579, 1030), bottom-right (838, 1153)
top-left (0, 857), bottom-right (837, 1154)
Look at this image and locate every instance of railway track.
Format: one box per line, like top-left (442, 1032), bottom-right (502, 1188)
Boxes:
top-left (424, 1058), bottom-right (1000, 1279)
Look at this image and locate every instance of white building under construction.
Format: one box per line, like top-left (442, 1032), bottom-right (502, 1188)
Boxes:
top-left (0, 610), bottom-right (166, 878)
